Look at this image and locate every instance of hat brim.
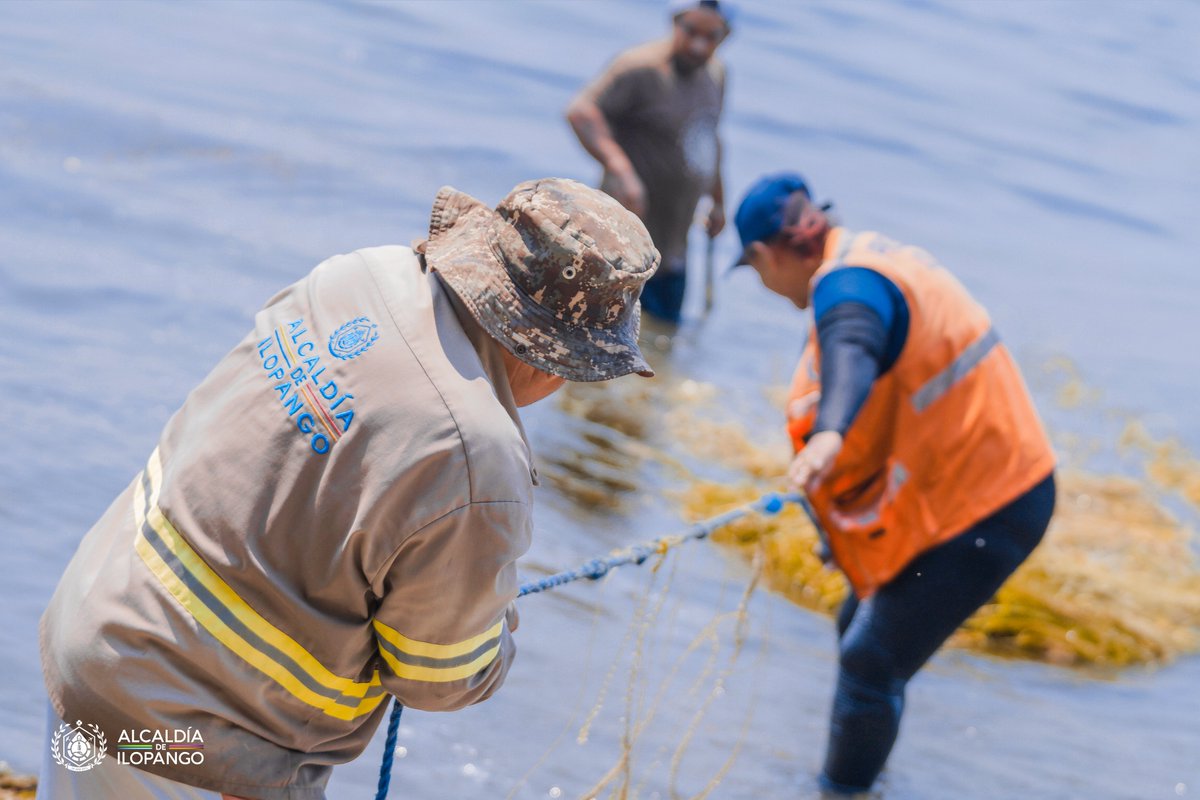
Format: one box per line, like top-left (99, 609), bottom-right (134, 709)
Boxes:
top-left (426, 192), bottom-right (653, 382)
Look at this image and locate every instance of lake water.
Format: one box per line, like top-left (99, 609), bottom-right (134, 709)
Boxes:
top-left (1, 1), bottom-right (1198, 798)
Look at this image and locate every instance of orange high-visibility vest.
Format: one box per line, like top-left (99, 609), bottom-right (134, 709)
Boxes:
top-left (786, 228), bottom-right (1055, 598)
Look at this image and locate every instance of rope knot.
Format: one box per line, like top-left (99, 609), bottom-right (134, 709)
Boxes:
top-left (762, 494), bottom-right (785, 515)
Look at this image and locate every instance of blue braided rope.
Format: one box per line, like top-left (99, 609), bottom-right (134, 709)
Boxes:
top-left (373, 491), bottom-right (799, 799)
top-left (374, 697), bottom-right (403, 800)
top-left (517, 492), bottom-right (797, 597)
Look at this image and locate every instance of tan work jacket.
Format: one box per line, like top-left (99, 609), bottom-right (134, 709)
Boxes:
top-left (41, 247), bottom-right (535, 799)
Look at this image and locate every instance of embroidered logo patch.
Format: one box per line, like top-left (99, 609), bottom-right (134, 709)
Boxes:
top-left (329, 317), bottom-right (379, 360)
top-left (259, 319), bottom-right (358, 456)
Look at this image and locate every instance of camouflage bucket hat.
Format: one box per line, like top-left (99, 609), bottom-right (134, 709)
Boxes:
top-left (425, 177), bottom-right (661, 381)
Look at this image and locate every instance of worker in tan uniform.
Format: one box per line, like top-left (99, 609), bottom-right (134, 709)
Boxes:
top-left (38, 178), bottom-right (659, 800)
top-left (567, 0), bottom-right (733, 324)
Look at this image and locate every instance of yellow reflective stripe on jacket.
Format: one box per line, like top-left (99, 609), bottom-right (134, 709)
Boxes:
top-left (373, 618), bottom-right (503, 683)
top-left (133, 448), bottom-right (386, 721)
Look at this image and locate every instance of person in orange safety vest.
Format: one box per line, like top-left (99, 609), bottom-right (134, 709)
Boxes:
top-left (732, 172), bottom-right (1056, 796)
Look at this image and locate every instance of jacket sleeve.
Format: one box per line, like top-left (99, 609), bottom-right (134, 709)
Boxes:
top-left (370, 500), bottom-right (530, 712)
top-left (813, 301), bottom-right (887, 435)
top-left (810, 266), bottom-right (907, 435)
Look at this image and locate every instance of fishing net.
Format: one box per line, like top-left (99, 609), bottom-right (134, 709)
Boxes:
top-left (553, 359), bottom-right (1200, 670)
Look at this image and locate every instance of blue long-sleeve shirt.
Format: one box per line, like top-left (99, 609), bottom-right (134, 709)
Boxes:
top-left (810, 267), bottom-right (910, 435)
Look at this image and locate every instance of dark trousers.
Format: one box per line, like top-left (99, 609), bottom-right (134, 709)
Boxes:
top-left (639, 267), bottom-right (687, 324)
top-left (820, 472), bottom-right (1057, 794)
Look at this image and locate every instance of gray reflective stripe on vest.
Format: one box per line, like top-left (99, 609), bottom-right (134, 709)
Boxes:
top-left (831, 230), bottom-right (855, 265)
top-left (911, 327), bottom-right (1000, 413)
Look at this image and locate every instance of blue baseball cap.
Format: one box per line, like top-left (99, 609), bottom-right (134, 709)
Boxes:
top-left (732, 172), bottom-right (811, 267)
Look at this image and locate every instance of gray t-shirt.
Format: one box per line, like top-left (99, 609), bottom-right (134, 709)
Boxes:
top-left (580, 39), bottom-right (725, 270)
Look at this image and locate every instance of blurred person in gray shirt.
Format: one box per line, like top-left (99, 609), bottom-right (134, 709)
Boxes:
top-left (567, 0), bottom-right (733, 324)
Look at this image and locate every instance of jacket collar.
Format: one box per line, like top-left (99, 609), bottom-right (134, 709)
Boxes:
top-left (820, 226), bottom-right (853, 272)
top-left (804, 226), bottom-right (854, 306)
top-left (428, 269), bottom-right (539, 485)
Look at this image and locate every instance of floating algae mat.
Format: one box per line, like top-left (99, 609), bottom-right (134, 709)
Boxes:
top-left (0, 767), bottom-right (35, 800)
top-left (555, 375), bottom-right (1200, 670)
top-left (682, 471), bottom-right (1200, 669)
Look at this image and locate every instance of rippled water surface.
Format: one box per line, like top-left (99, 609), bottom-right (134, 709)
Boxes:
top-left (2, 2), bottom-right (1198, 798)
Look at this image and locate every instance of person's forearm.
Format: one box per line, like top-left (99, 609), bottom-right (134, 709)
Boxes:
top-left (711, 138), bottom-right (724, 202)
top-left (814, 303), bottom-right (886, 435)
top-left (566, 99), bottom-right (632, 175)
